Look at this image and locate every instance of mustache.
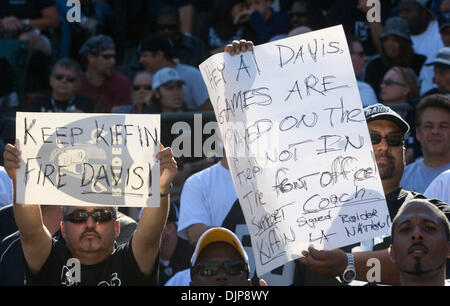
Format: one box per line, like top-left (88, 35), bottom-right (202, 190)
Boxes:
top-left (80, 229), bottom-right (101, 240)
top-left (407, 242), bottom-right (429, 255)
top-left (375, 152), bottom-right (395, 161)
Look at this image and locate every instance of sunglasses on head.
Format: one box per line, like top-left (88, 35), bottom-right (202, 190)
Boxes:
top-left (382, 79), bottom-right (406, 87)
top-left (53, 73), bottom-right (76, 83)
top-left (370, 133), bottom-right (404, 147)
top-left (133, 84), bottom-right (152, 91)
top-left (191, 260), bottom-right (248, 277)
top-left (64, 209), bottom-right (116, 224)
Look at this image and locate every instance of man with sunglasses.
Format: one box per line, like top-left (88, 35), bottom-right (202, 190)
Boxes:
top-left (28, 58), bottom-right (94, 113)
top-left (298, 103), bottom-right (450, 285)
top-left (2, 144), bottom-right (177, 286)
top-left (78, 35), bottom-right (132, 113)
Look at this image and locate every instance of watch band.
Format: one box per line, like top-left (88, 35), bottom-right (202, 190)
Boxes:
top-left (160, 183), bottom-right (173, 197)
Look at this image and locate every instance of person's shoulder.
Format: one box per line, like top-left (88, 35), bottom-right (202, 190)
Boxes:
top-left (111, 71), bottom-right (131, 83)
top-left (176, 63), bottom-right (200, 74)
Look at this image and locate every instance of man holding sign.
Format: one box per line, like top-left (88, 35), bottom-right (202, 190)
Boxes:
top-left (3, 143), bottom-right (177, 285)
top-left (220, 38), bottom-right (449, 286)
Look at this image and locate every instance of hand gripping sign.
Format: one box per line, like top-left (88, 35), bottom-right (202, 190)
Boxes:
top-left (199, 25), bottom-right (391, 276)
top-left (15, 112), bottom-right (160, 207)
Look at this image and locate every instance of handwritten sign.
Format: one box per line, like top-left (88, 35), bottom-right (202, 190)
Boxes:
top-left (15, 112), bottom-right (160, 207)
top-left (199, 26), bottom-right (391, 276)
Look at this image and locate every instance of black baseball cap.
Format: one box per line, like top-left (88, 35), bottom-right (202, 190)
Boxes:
top-left (364, 104), bottom-right (410, 134)
top-left (138, 33), bottom-right (174, 58)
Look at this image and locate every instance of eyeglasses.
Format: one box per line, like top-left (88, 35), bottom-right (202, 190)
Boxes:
top-left (53, 73), bottom-right (76, 83)
top-left (381, 79), bottom-right (407, 87)
top-left (97, 53), bottom-right (116, 60)
top-left (133, 84), bottom-right (152, 91)
top-left (157, 23), bottom-right (178, 32)
top-left (370, 133), bottom-right (404, 147)
top-left (191, 260), bottom-right (248, 277)
top-left (64, 209), bottom-right (116, 224)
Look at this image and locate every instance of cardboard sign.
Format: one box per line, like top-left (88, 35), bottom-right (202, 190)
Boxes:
top-left (200, 26), bottom-right (391, 276)
top-left (15, 112), bottom-right (160, 207)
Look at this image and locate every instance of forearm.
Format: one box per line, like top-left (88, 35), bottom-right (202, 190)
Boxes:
top-left (13, 203), bottom-right (48, 241)
top-left (354, 249), bottom-right (400, 285)
top-left (369, 22), bottom-right (383, 54)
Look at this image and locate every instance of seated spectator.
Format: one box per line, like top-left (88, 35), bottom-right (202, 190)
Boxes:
top-left (159, 203), bottom-right (194, 285)
top-left (114, 71), bottom-right (154, 114)
top-left (150, 68), bottom-right (185, 113)
top-left (438, 11), bottom-right (450, 47)
top-left (389, 199), bottom-right (450, 286)
top-left (423, 47), bottom-right (450, 96)
top-left (424, 169), bottom-right (450, 203)
top-left (0, 0), bottom-right (59, 56)
top-left (0, 166), bottom-right (12, 208)
top-left (208, 0), bottom-right (258, 54)
top-left (347, 35), bottom-right (378, 107)
top-left (156, 5), bottom-right (209, 67)
top-left (28, 58), bottom-right (94, 113)
top-left (138, 33), bottom-right (212, 111)
top-left (77, 35), bottom-right (132, 113)
top-left (237, 0), bottom-right (290, 44)
top-left (364, 17), bottom-right (426, 99)
top-left (379, 66), bottom-right (421, 163)
top-left (399, 0), bottom-right (444, 95)
top-left (288, 0), bottom-right (326, 31)
top-left (401, 94), bottom-right (450, 193)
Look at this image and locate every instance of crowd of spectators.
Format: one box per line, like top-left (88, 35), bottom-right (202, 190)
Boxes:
top-left (0, 0), bottom-right (449, 287)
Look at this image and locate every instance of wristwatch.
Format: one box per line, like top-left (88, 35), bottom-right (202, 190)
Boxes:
top-left (341, 253), bottom-right (356, 283)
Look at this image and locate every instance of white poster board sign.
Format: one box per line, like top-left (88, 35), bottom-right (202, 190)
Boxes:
top-left (199, 25), bottom-right (391, 276)
top-left (15, 112), bottom-right (160, 207)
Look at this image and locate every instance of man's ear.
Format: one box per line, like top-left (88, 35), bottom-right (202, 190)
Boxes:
top-left (115, 220), bottom-right (120, 238)
top-left (60, 221), bottom-right (66, 239)
top-left (388, 245), bottom-right (396, 263)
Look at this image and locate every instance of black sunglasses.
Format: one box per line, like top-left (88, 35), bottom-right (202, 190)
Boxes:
top-left (64, 209), bottom-right (116, 224)
top-left (97, 53), bottom-right (116, 60)
top-left (157, 23), bottom-right (178, 31)
top-left (133, 84), bottom-right (152, 91)
top-left (370, 133), bottom-right (404, 147)
top-left (53, 73), bottom-right (76, 83)
top-left (381, 79), bottom-right (407, 87)
top-left (191, 260), bottom-right (248, 277)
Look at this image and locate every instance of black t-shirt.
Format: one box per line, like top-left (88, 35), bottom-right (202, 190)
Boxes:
top-left (27, 238), bottom-right (158, 286)
top-left (0, 0), bottom-right (55, 19)
top-left (28, 95), bottom-right (94, 113)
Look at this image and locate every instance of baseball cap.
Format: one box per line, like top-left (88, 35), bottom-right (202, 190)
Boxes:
top-left (438, 11), bottom-right (450, 30)
top-left (364, 103), bottom-right (410, 134)
top-left (425, 47), bottom-right (450, 69)
top-left (380, 17), bottom-right (412, 43)
top-left (152, 67), bottom-right (185, 90)
top-left (79, 34), bottom-right (115, 55)
top-left (190, 227), bottom-right (249, 267)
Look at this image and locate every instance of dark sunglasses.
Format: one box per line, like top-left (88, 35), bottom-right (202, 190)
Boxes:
top-left (191, 260), bottom-right (248, 277)
top-left (157, 23), bottom-right (178, 31)
top-left (97, 53), bottom-right (116, 60)
top-left (370, 133), bottom-right (404, 147)
top-left (381, 79), bottom-right (406, 87)
top-left (53, 73), bottom-right (76, 83)
top-left (133, 84), bottom-right (152, 91)
top-left (64, 209), bottom-right (116, 224)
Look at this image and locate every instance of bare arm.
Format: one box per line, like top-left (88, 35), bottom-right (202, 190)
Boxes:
top-left (298, 247), bottom-right (400, 285)
top-left (29, 5), bottom-right (60, 31)
top-left (131, 145), bottom-right (177, 275)
top-left (3, 144), bottom-right (52, 276)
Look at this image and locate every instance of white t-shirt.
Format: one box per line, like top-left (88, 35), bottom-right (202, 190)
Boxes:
top-left (424, 169), bottom-right (450, 203)
top-left (411, 19), bottom-right (444, 94)
top-left (401, 158), bottom-right (450, 194)
top-left (0, 167), bottom-right (12, 208)
top-left (178, 162), bottom-right (237, 240)
top-left (165, 268), bottom-right (191, 286)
